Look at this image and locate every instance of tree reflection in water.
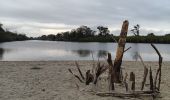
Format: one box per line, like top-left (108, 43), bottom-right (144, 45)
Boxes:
top-left (97, 50), bottom-right (108, 58)
top-left (72, 49), bottom-right (108, 58)
top-left (132, 44), bottom-right (139, 61)
top-left (0, 48), bottom-right (4, 60)
top-left (72, 50), bottom-right (91, 57)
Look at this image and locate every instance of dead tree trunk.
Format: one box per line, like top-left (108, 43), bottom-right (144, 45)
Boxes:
top-left (111, 20), bottom-right (129, 84)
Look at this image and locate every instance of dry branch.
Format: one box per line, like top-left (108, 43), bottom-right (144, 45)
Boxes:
top-left (130, 72), bottom-right (135, 91)
top-left (149, 67), bottom-right (154, 91)
top-left (107, 53), bottom-right (115, 90)
top-left (91, 52), bottom-right (96, 75)
top-left (94, 63), bottom-right (109, 84)
top-left (151, 43), bottom-right (163, 91)
top-left (75, 61), bottom-right (85, 80)
top-left (96, 91), bottom-right (159, 98)
top-left (124, 46), bottom-right (132, 53)
top-left (68, 69), bottom-right (84, 83)
top-left (138, 54), bottom-right (149, 90)
top-left (86, 70), bottom-right (94, 85)
top-left (123, 73), bottom-right (128, 91)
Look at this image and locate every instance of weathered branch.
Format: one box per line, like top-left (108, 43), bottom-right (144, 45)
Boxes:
top-left (130, 72), bottom-right (135, 91)
top-left (151, 43), bottom-right (163, 91)
top-left (68, 69), bottom-right (84, 83)
top-left (86, 70), bottom-right (94, 85)
top-left (138, 54), bottom-right (148, 90)
top-left (112, 20), bottom-right (129, 85)
top-left (75, 61), bottom-right (85, 80)
top-left (96, 91), bottom-right (159, 98)
top-left (107, 53), bottom-right (113, 67)
top-left (91, 52), bottom-right (96, 75)
top-left (107, 53), bottom-right (114, 90)
top-left (123, 73), bottom-right (128, 91)
top-left (149, 67), bottom-right (154, 91)
top-left (94, 64), bottom-right (109, 84)
top-left (124, 47), bottom-right (132, 53)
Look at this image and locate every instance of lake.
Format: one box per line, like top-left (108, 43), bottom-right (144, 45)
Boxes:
top-left (0, 40), bottom-right (169, 61)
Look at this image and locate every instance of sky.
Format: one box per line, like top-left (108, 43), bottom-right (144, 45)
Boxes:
top-left (0, 0), bottom-right (170, 37)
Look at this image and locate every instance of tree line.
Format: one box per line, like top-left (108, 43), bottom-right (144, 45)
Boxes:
top-left (1, 22), bottom-right (170, 43)
top-left (37, 25), bottom-right (170, 43)
top-left (0, 23), bottom-right (29, 42)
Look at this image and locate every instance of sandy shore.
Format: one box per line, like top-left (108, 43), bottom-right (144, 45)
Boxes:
top-left (0, 61), bottom-right (169, 100)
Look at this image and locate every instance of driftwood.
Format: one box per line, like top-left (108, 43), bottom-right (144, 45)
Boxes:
top-left (75, 61), bottom-right (85, 80)
top-left (91, 52), bottom-right (96, 75)
top-left (149, 67), bottom-right (154, 91)
top-left (107, 53), bottom-right (115, 90)
top-left (68, 21), bottom-right (163, 99)
top-left (138, 54), bottom-right (149, 90)
top-left (112, 20), bottom-right (129, 84)
top-left (96, 91), bottom-right (159, 98)
top-left (94, 63), bottom-right (109, 84)
top-left (151, 43), bottom-right (163, 91)
top-left (69, 60), bottom-right (109, 85)
top-left (130, 72), bottom-right (135, 91)
top-left (124, 46), bottom-right (132, 53)
top-left (86, 70), bottom-right (94, 85)
top-left (68, 69), bottom-right (84, 83)
top-left (123, 73), bottom-right (128, 91)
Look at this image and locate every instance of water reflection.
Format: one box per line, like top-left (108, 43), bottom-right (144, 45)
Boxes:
top-left (97, 50), bottom-right (108, 58)
top-left (0, 48), bottom-right (4, 60)
top-left (72, 50), bottom-right (108, 58)
top-left (72, 50), bottom-right (91, 57)
top-left (131, 44), bottom-right (139, 61)
top-left (0, 40), bottom-right (170, 61)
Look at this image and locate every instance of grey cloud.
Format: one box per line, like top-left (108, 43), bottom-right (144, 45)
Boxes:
top-left (0, 0), bottom-right (170, 37)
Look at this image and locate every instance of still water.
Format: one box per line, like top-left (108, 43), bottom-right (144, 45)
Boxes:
top-left (0, 40), bottom-right (169, 61)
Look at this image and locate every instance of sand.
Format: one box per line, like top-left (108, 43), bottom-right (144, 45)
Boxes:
top-left (0, 61), bottom-right (169, 100)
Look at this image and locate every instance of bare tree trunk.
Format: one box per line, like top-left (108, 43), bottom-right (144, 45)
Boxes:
top-left (111, 20), bottom-right (129, 84)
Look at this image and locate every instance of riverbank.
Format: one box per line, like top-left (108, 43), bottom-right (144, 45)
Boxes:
top-left (0, 61), bottom-right (169, 100)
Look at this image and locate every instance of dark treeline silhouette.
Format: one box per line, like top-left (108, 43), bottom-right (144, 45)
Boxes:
top-left (37, 25), bottom-right (170, 43)
top-left (0, 23), bottom-right (29, 42)
top-left (37, 25), bottom-right (116, 42)
top-left (1, 22), bottom-right (170, 43)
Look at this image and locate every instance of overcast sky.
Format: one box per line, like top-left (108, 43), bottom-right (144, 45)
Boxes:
top-left (0, 0), bottom-right (170, 37)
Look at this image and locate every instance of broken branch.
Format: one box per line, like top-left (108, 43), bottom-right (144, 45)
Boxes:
top-left (68, 69), bottom-right (84, 83)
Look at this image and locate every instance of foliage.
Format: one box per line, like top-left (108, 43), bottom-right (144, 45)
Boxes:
top-left (0, 24), bottom-right (29, 42)
top-left (37, 25), bottom-right (170, 43)
top-left (131, 24), bottom-right (140, 36)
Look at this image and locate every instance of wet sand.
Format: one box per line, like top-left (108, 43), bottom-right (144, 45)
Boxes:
top-left (0, 61), bottom-right (169, 100)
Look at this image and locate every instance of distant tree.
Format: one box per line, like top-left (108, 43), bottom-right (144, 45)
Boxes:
top-left (97, 26), bottom-right (110, 36)
top-left (40, 35), bottom-right (47, 40)
top-left (56, 33), bottom-right (63, 41)
top-left (62, 31), bottom-right (70, 40)
top-left (131, 24), bottom-right (140, 36)
top-left (76, 26), bottom-right (95, 37)
top-left (165, 33), bottom-right (170, 36)
top-left (147, 33), bottom-right (155, 37)
top-left (0, 23), bottom-right (5, 32)
top-left (47, 34), bottom-right (56, 41)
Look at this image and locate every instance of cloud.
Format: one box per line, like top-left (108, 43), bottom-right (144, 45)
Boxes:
top-left (0, 0), bottom-right (170, 37)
